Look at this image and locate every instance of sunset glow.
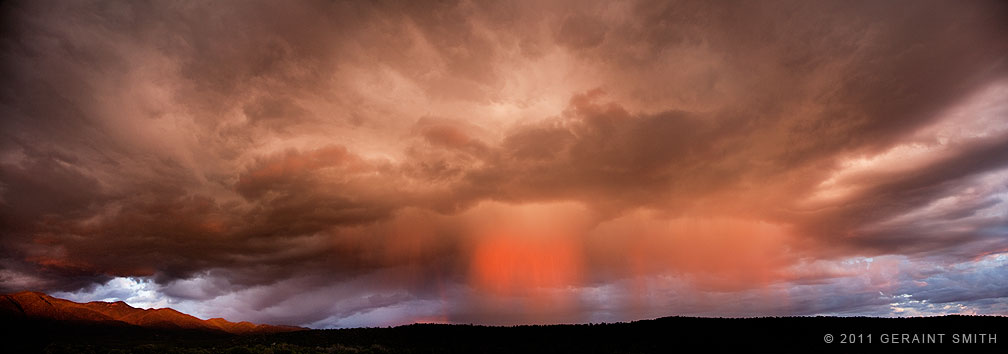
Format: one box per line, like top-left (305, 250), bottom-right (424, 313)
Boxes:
top-left (1, 0), bottom-right (1007, 328)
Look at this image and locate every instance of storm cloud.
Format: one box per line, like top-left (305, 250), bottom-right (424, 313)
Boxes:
top-left (2, 0), bottom-right (1007, 327)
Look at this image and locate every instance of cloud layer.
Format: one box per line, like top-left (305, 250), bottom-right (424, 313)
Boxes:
top-left (2, 0), bottom-right (1007, 327)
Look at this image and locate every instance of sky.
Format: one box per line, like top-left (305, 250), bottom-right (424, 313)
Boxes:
top-left (1, 0), bottom-right (1007, 328)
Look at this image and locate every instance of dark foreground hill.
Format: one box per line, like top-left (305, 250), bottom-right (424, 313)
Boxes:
top-left (1, 292), bottom-right (1003, 353)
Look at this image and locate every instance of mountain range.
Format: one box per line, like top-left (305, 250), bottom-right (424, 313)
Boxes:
top-left (0, 291), bottom-right (302, 334)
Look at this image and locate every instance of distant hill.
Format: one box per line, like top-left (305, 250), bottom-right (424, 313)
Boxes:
top-left (0, 291), bottom-right (303, 335)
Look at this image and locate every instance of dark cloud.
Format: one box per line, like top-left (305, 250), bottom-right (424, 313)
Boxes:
top-left (1, 0), bottom-right (1006, 326)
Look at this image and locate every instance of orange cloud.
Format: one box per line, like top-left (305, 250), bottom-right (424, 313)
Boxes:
top-left (587, 211), bottom-right (796, 291)
top-left (471, 234), bottom-right (582, 296)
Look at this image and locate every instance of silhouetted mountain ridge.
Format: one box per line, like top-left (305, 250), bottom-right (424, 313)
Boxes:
top-left (0, 291), bottom-right (302, 334)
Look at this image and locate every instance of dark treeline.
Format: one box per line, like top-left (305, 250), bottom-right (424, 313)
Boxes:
top-left (3, 315), bottom-right (1004, 353)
